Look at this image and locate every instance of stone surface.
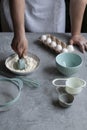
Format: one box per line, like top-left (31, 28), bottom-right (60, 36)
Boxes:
top-left (0, 33), bottom-right (87, 130)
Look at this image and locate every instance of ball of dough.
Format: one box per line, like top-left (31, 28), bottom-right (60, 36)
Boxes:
top-left (56, 44), bottom-right (62, 51)
top-left (62, 48), bottom-right (68, 53)
top-left (46, 38), bottom-right (52, 45)
top-left (51, 41), bottom-right (57, 48)
top-left (41, 35), bottom-right (47, 41)
top-left (67, 45), bottom-right (74, 52)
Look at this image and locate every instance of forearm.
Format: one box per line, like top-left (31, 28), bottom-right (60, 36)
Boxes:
top-left (9, 0), bottom-right (25, 36)
top-left (70, 0), bottom-right (87, 36)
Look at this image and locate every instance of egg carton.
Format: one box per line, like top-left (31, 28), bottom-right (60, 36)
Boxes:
top-left (38, 34), bottom-right (74, 53)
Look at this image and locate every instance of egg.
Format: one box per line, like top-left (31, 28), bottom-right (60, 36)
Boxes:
top-left (51, 41), bottom-right (57, 48)
top-left (62, 48), bottom-right (68, 53)
top-left (46, 38), bottom-right (52, 45)
top-left (41, 35), bottom-right (47, 41)
top-left (56, 44), bottom-right (62, 51)
top-left (67, 45), bottom-right (74, 52)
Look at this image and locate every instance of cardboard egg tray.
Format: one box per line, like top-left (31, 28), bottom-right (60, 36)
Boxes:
top-left (38, 34), bottom-right (67, 53)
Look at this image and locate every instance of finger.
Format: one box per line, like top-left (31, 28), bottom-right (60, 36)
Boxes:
top-left (11, 43), bottom-right (15, 51)
top-left (22, 44), bottom-right (28, 57)
top-left (78, 43), bottom-right (85, 53)
top-left (69, 39), bottom-right (74, 45)
top-left (84, 44), bottom-right (87, 51)
top-left (19, 47), bottom-right (28, 58)
top-left (19, 51), bottom-right (23, 58)
top-left (23, 48), bottom-right (28, 57)
top-left (17, 43), bottom-right (25, 58)
top-left (16, 47), bottom-right (23, 58)
top-left (11, 41), bottom-right (19, 54)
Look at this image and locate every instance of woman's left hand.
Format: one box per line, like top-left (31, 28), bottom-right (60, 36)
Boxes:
top-left (69, 35), bottom-right (87, 53)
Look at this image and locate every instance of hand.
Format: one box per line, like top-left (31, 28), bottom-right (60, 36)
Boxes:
top-left (11, 34), bottom-right (28, 58)
top-left (69, 35), bottom-right (87, 53)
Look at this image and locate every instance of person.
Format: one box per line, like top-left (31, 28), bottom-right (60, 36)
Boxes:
top-left (1, 0), bottom-right (65, 57)
top-left (0, 0), bottom-right (87, 58)
top-left (70, 0), bottom-right (87, 53)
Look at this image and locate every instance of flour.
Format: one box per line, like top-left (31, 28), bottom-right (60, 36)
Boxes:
top-left (6, 55), bottom-right (38, 73)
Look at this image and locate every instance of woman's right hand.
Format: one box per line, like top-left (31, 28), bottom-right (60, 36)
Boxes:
top-left (11, 34), bottom-right (28, 58)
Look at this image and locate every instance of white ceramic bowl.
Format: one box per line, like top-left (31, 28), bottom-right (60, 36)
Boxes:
top-left (5, 52), bottom-right (40, 75)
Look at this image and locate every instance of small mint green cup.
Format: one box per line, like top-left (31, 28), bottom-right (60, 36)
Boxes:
top-left (56, 53), bottom-right (82, 76)
top-left (17, 58), bottom-right (26, 70)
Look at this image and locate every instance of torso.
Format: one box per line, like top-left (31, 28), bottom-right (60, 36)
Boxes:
top-left (1, 0), bottom-right (65, 32)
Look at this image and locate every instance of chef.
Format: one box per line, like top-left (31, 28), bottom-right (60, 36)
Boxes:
top-left (0, 0), bottom-right (87, 57)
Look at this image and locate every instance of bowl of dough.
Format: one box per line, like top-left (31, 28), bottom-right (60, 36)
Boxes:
top-left (56, 52), bottom-right (82, 76)
top-left (5, 52), bottom-right (40, 75)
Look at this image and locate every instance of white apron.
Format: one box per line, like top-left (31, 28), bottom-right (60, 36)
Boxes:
top-left (1, 0), bottom-right (65, 32)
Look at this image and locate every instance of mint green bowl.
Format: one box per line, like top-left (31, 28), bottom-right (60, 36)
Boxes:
top-left (56, 53), bottom-right (82, 76)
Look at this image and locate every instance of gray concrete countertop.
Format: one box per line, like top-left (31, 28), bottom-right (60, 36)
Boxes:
top-left (0, 33), bottom-right (87, 130)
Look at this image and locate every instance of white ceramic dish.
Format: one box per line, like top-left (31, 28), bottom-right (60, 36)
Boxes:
top-left (5, 52), bottom-right (40, 75)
